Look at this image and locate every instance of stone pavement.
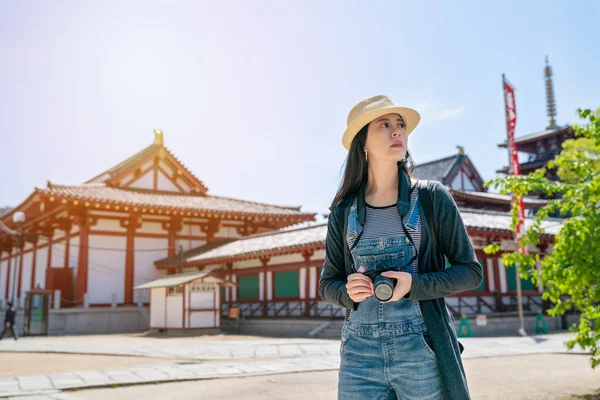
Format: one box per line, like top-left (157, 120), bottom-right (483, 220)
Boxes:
top-left (0, 333), bottom-right (584, 361)
top-left (0, 333), bottom-right (587, 399)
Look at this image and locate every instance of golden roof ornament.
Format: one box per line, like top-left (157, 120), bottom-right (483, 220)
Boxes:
top-left (153, 129), bottom-right (164, 146)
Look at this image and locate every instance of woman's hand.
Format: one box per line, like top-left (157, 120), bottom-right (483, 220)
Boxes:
top-left (346, 267), bottom-right (374, 303)
top-left (380, 271), bottom-right (413, 302)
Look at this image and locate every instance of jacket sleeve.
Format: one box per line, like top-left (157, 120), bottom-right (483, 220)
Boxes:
top-left (406, 181), bottom-right (483, 301)
top-left (318, 206), bottom-right (356, 310)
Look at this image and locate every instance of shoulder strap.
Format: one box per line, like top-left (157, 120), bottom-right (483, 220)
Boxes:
top-left (418, 180), bottom-right (438, 251)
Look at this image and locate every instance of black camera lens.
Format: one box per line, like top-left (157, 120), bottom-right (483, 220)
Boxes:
top-left (373, 275), bottom-right (394, 302)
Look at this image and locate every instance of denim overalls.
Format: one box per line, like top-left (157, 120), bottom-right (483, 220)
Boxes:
top-left (338, 194), bottom-right (443, 400)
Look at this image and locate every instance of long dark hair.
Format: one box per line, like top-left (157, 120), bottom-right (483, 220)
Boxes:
top-left (329, 123), bottom-right (415, 211)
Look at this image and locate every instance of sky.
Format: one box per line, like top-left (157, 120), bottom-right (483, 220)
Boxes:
top-left (1, 1), bottom-right (599, 219)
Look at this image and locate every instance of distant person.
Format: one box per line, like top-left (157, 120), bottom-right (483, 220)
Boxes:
top-left (0, 301), bottom-right (18, 340)
top-left (319, 95), bottom-right (483, 399)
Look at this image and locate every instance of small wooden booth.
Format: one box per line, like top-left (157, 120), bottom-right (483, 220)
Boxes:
top-left (134, 271), bottom-right (235, 333)
top-left (23, 288), bottom-right (53, 336)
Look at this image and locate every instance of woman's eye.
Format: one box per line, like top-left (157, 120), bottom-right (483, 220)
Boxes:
top-left (399, 123), bottom-right (406, 129)
top-left (382, 122), bottom-right (390, 128)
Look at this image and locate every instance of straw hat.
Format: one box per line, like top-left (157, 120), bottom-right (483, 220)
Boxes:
top-left (342, 95), bottom-right (420, 150)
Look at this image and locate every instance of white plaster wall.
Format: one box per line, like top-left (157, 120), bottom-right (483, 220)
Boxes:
top-left (141, 160), bottom-right (153, 171)
top-left (136, 222), bottom-right (164, 234)
top-left (0, 259), bottom-right (7, 300)
top-left (258, 272), bottom-right (264, 301)
top-left (166, 295), bottom-right (183, 327)
top-left (463, 177), bottom-right (476, 191)
top-left (182, 224), bottom-right (203, 237)
top-left (158, 171), bottom-right (180, 192)
top-left (267, 271), bottom-right (273, 300)
top-left (299, 268), bottom-right (306, 299)
top-left (486, 258), bottom-right (495, 292)
top-left (450, 175), bottom-right (461, 190)
top-left (35, 248), bottom-right (48, 288)
top-left (158, 160), bottom-right (171, 172)
top-left (175, 238), bottom-right (204, 252)
top-left (176, 178), bottom-right (190, 192)
top-left (537, 259), bottom-right (544, 293)
top-left (231, 275), bottom-right (237, 301)
top-left (51, 241), bottom-right (64, 268)
top-left (129, 170), bottom-right (154, 190)
top-left (225, 275), bottom-right (230, 301)
top-left (87, 235), bottom-right (126, 304)
top-left (69, 236), bottom-right (80, 272)
top-left (215, 226), bottom-right (241, 239)
top-left (150, 288), bottom-right (166, 327)
top-left (234, 259), bottom-right (262, 270)
top-left (134, 238), bottom-right (168, 304)
top-left (309, 267), bottom-right (317, 299)
top-left (312, 250), bottom-right (326, 260)
top-left (94, 218), bottom-right (127, 233)
top-left (189, 290), bottom-right (215, 309)
top-left (189, 311), bottom-right (215, 328)
top-left (191, 240), bottom-right (206, 250)
top-left (498, 258), bottom-right (508, 293)
top-left (19, 252), bottom-right (33, 299)
top-left (269, 254), bottom-right (304, 265)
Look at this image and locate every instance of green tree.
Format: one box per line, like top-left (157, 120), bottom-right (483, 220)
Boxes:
top-left (485, 108), bottom-right (600, 368)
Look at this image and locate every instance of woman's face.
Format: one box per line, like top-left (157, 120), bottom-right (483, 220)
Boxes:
top-left (364, 113), bottom-right (408, 162)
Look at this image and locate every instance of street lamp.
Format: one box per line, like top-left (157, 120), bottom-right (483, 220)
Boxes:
top-left (10, 211), bottom-right (25, 306)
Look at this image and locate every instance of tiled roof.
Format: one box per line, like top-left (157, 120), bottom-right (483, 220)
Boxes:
top-left (186, 222), bottom-right (327, 264)
top-left (412, 154), bottom-right (462, 184)
top-left (134, 271), bottom-right (210, 289)
top-left (85, 141), bottom-right (209, 193)
top-left (133, 270), bottom-right (232, 290)
top-left (184, 211), bottom-right (562, 264)
top-left (459, 208), bottom-right (562, 235)
top-left (36, 183), bottom-right (316, 219)
top-left (450, 190), bottom-right (549, 207)
top-left (498, 125), bottom-right (572, 147)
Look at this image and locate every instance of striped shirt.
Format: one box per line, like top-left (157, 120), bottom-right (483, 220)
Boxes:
top-left (359, 182), bottom-right (422, 268)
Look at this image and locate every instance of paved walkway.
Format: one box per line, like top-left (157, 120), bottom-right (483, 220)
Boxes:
top-left (0, 333), bottom-right (587, 399)
top-left (0, 333), bottom-right (583, 361)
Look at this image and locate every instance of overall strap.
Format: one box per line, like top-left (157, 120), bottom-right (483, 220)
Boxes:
top-left (418, 180), bottom-right (437, 251)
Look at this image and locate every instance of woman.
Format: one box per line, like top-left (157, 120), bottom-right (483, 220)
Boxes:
top-left (319, 95), bottom-right (483, 400)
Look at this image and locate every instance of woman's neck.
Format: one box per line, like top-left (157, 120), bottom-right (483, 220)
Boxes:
top-left (365, 160), bottom-right (417, 207)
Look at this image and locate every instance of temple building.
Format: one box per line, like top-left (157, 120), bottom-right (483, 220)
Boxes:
top-left (0, 130), bottom-right (315, 310)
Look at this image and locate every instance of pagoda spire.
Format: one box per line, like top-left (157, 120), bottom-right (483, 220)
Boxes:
top-left (544, 56), bottom-right (558, 130)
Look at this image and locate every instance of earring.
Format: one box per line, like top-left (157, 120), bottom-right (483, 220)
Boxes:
top-left (365, 151), bottom-right (368, 162)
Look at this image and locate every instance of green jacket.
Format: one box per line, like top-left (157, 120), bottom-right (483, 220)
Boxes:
top-left (319, 178), bottom-right (483, 400)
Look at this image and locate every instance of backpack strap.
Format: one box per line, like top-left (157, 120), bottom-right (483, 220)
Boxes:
top-left (418, 180), bottom-right (437, 251)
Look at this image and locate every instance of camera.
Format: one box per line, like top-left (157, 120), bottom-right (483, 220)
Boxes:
top-left (362, 265), bottom-right (399, 302)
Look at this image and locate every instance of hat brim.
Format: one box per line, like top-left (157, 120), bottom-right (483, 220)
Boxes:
top-left (342, 107), bottom-right (421, 151)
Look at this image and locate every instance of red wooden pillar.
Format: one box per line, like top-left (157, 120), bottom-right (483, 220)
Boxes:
top-left (29, 233), bottom-right (39, 290)
top-left (259, 256), bottom-right (270, 317)
top-left (5, 250), bottom-right (11, 300)
top-left (201, 219), bottom-right (220, 243)
top-left (226, 263), bottom-right (233, 303)
top-left (16, 241), bottom-right (24, 300)
top-left (164, 217), bottom-right (182, 258)
top-left (302, 249), bottom-right (314, 317)
top-left (57, 219), bottom-right (73, 269)
top-left (75, 211), bottom-right (89, 306)
top-left (121, 216), bottom-right (141, 304)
